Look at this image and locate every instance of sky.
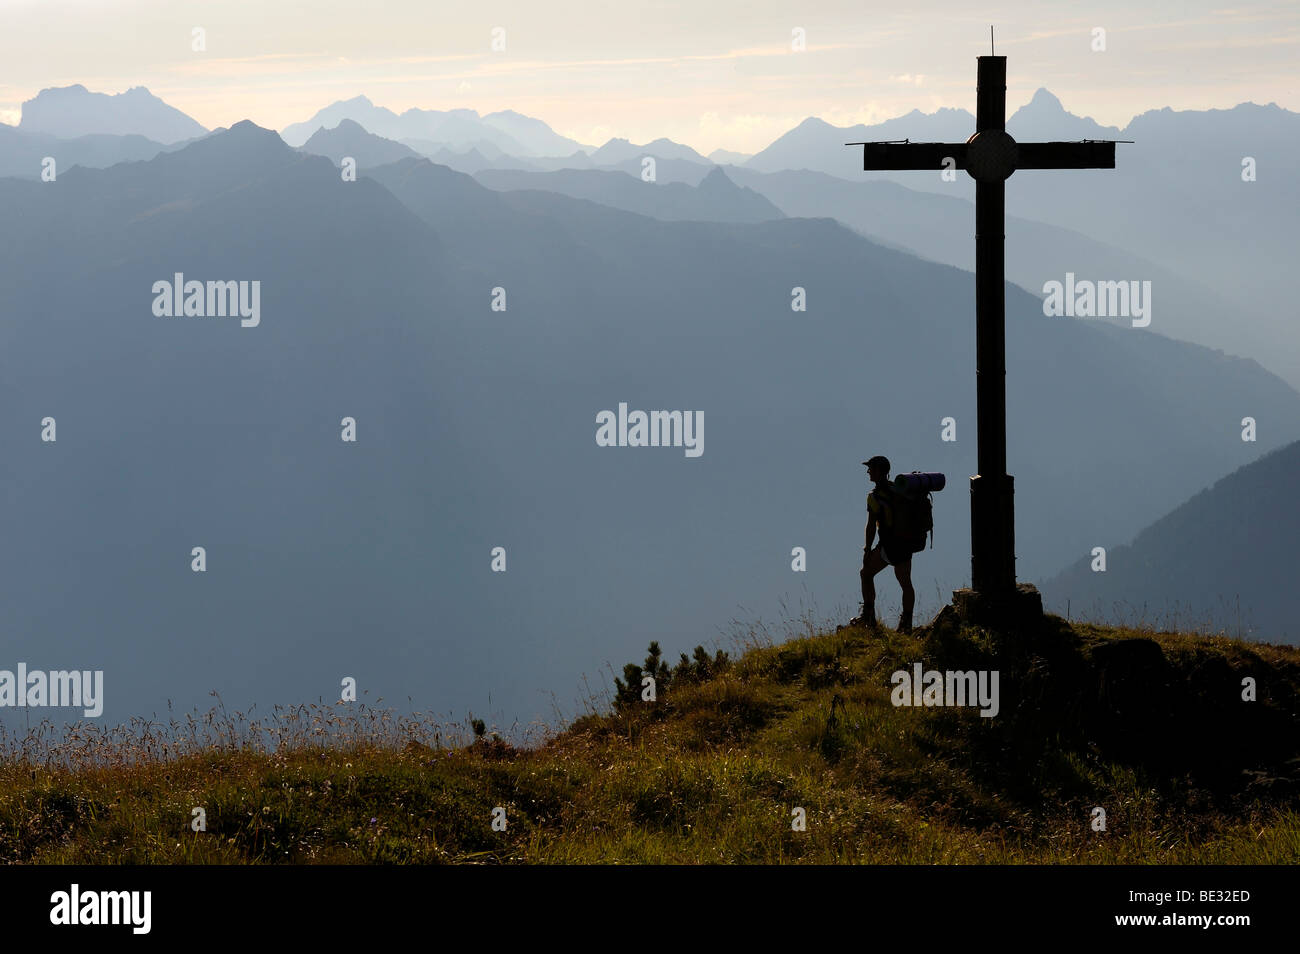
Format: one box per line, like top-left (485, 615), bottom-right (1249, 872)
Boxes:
top-left (1, 0), bottom-right (1296, 154)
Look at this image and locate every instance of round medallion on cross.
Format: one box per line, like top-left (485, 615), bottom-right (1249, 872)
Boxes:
top-left (965, 130), bottom-right (1019, 181)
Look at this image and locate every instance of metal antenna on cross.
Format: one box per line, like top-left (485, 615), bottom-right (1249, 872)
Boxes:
top-left (847, 48), bottom-right (1129, 624)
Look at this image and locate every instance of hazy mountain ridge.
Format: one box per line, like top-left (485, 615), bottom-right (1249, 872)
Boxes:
top-left (15, 83), bottom-right (1292, 389)
top-left (278, 94), bottom-right (590, 155)
top-left (473, 165), bottom-right (784, 223)
top-left (0, 123), bottom-right (194, 178)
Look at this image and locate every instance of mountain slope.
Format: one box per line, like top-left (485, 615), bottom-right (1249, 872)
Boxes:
top-left (1043, 439), bottom-right (1300, 640)
top-left (6, 613), bottom-right (1298, 863)
top-left (725, 166), bottom-right (1259, 374)
top-left (483, 109), bottom-right (591, 156)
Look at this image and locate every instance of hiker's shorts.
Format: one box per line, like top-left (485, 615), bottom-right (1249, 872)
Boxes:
top-left (867, 542), bottom-right (908, 568)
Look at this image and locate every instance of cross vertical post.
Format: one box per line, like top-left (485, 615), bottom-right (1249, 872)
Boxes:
top-left (971, 55), bottom-right (1015, 598)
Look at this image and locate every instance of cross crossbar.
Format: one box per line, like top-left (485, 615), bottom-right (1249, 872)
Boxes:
top-left (1016, 141), bottom-right (1116, 169)
top-left (852, 140), bottom-right (1117, 172)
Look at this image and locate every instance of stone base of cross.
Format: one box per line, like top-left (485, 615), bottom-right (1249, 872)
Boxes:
top-left (952, 584), bottom-right (1043, 629)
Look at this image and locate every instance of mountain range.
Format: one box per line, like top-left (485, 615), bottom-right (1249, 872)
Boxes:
top-left (10, 81), bottom-right (1293, 385)
top-left (745, 89), bottom-right (1300, 385)
top-left (279, 95), bottom-right (590, 156)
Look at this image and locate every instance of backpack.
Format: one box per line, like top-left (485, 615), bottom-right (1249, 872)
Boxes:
top-left (878, 474), bottom-right (937, 553)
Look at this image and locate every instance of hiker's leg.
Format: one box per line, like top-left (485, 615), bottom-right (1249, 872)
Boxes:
top-left (894, 558), bottom-right (915, 631)
top-left (860, 546), bottom-right (887, 620)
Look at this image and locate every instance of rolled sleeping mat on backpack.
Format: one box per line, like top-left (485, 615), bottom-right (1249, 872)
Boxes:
top-left (894, 472), bottom-right (946, 493)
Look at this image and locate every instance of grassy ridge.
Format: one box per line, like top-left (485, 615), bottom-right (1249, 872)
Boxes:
top-left (2, 611), bottom-right (1298, 864)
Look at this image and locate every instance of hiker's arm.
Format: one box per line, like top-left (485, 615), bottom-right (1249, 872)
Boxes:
top-left (865, 513), bottom-right (876, 550)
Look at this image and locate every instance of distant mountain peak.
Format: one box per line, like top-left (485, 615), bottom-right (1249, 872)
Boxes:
top-left (299, 118), bottom-right (419, 167)
top-left (1007, 87), bottom-right (1119, 139)
top-left (19, 83), bottom-right (207, 143)
top-left (1026, 87), bottom-right (1064, 111)
top-left (227, 119), bottom-right (271, 135)
top-left (203, 120), bottom-right (292, 155)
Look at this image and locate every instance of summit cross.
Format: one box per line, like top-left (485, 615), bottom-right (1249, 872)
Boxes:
top-left (848, 53), bottom-right (1122, 615)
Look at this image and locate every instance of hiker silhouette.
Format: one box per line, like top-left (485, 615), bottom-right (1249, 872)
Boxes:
top-left (852, 455), bottom-right (916, 633)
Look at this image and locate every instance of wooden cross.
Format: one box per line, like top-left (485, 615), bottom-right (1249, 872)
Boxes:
top-left (848, 54), bottom-right (1119, 608)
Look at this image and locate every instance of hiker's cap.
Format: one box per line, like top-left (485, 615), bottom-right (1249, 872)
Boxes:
top-left (863, 455), bottom-right (890, 472)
